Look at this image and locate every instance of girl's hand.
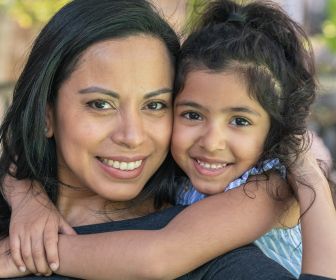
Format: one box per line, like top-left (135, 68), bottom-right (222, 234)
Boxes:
top-left (287, 131), bottom-right (332, 193)
top-left (4, 175), bottom-right (77, 276)
top-left (0, 238), bottom-right (29, 278)
top-left (287, 133), bottom-right (333, 214)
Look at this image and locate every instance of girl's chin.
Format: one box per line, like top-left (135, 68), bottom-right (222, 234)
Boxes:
top-left (192, 182), bottom-right (227, 196)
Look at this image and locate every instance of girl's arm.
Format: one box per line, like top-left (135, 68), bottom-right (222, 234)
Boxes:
top-left (56, 174), bottom-right (294, 280)
top-left (288, 152), bottom-right (336, 277)
top-left (56, 150), bottom-right (336, 280)
top-left (3, 175), bottom-right (76, 275)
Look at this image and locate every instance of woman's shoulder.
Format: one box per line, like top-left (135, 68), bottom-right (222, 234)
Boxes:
top-left (74, 205), bottom-right (187, 234)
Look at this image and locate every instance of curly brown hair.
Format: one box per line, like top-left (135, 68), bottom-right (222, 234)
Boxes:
top-left (175, 0), bottom-right (316, 173)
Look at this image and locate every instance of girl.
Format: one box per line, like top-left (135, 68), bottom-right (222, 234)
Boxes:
top-left (171, 0), bottom-right (315, 275)
top-left (3, 0), bottom-right (336, 279)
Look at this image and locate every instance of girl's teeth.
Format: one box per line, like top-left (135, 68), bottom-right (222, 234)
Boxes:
top-left (101, 159), bottom-right (142, 171)
top-left (197, 159), bottom-right (227, 170)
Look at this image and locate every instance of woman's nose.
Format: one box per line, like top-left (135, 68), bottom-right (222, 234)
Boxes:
top-left (111, 111), bottom-right (146, 149)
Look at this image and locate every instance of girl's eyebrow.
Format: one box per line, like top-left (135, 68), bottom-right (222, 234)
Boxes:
top-left (78, 86), bottom-right (172, 99)
top-left (175, 100), bottom-right (261, 117)
top-left (175, 101), bottom-right (206, 111)
top-left (226, 107), bottom-right (261, 117)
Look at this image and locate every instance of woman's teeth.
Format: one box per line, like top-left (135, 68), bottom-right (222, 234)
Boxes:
top-left (100, 159), bottom-right (142, 171)
top-left (196, 159), bottom-right (227, 170)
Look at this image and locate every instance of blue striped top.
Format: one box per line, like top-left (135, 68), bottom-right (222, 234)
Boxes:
top-left (176, 159), bottom-right (301, 278)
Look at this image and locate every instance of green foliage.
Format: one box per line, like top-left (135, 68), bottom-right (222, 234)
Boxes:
top-left (186, 0), bottom-right (207, 27)
top-left (323, 0), bottom-right (336, 53)
top-left (0, 0), bottom-right (70, 28)
top-left (184, 0), bottom-right (249, 33)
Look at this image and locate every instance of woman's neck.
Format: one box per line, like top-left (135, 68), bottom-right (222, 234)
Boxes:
top-left (56, 184), bottom-right (155, 227)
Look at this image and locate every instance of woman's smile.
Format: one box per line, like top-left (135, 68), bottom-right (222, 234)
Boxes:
top-left (96, 156), bottom-right (146, 179)
top-left (48, 35), bottom-right (174, 202)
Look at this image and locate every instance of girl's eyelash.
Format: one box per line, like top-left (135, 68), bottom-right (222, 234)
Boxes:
top-left (230, 116), bottom-right (252, 126)
top-left (181, 111), bottom-right (203, 120)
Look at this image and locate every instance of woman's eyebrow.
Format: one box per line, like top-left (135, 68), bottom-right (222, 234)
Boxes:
top-left (78, 87), bottom-right (172, 99)
top-left (144, 88), bottom-right (173, 99)
top-left (78, 86), bottom-right (119, 98)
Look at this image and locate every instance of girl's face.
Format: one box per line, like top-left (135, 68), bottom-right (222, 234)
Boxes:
top-left (172, 70), bottom-right (271, 195)
top-left (48, 35), bottom-right (174, 201)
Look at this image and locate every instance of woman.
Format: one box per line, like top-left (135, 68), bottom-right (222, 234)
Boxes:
top-left (0, 0), bottom-right (335, 279)
top-left (0, 0), bottom-right (179, 275)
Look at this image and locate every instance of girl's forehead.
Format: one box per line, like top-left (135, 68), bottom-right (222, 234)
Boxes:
top-left (181, 70), bottom-right (246, 94)
top-left (175, 70), bottom-right (269, 118)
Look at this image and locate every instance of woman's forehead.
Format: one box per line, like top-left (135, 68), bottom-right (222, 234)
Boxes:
top-left (60, 36), bottom-right (174, 100)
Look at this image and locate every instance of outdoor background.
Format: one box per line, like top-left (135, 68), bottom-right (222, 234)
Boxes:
top-left (0, 0), bottom-right (335, 175)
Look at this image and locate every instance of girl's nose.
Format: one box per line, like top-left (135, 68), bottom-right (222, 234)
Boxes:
top-left (198, 124), bottom-right (226, 153)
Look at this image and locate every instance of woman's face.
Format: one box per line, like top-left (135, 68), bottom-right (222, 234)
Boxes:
top-left (48, 35), bottom-right (174, 201)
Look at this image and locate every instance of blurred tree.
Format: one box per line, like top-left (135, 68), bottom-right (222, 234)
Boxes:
top-left (0, 0), bottom-right (70, 28)
top-left (186, 0), bottom-right (206, 27)
top-left (323, 0), bottom-right (336, 52)
top-left (185, 0), bottom-right (248, 32)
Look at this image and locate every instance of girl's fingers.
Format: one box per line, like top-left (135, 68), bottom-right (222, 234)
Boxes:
top-left (59, 219), bottom-right (77, 235)
top-left (31, 234), bottom-right (52, 275)
top-left (44, 225), bottom-right (59, 272)
top-left (9, 234), bottom-right (26, 272)
top-left (21, 236), bottom-right (37, 274)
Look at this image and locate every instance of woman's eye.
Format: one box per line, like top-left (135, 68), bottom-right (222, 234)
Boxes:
top-left (230, 117), bottom-right (251, 126)
top-left (182, 112), bottom-right (203, 121)
top-left (145, 102), bottom-right (167, 110)
top-left (88, 100), bottom-right (113, 110)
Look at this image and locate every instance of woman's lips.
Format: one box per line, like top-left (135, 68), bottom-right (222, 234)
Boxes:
top-left (97, 157), bottom-right (146, 179)
top-left (98, 158), bottom-right (143, 171)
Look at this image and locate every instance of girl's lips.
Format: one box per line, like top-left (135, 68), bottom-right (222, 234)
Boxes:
top-left (96, 157), bottom-right (146, 179)
top-left (195, 159), bottom-right (227, 169)
top-left (192, 158), bottom-right (231, 177)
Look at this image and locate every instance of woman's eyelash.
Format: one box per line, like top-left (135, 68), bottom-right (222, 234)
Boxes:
top-left (144, 101), bottom-right (169, 110)
top-left (87, 100), bottom-right (114, 110)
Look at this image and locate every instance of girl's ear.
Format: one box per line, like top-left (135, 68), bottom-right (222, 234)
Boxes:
top-left (45, 104), bottom-right (54, 138)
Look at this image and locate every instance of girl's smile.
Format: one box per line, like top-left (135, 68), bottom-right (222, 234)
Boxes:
top-left (172, 70), bottom-right (271, 195)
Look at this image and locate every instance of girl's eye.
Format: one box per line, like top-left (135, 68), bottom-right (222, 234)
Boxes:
top-left (88, 100), bottom-right (113, 110)
top-left (182, 112), bottom-right (203, 121)
top-left (230, 117), bottom-right (251, 126)
top-left (145, 101), bottom-right (167, 110)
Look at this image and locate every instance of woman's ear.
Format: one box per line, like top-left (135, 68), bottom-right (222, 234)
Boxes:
top-left (45, 104), bottom-right (54, 138)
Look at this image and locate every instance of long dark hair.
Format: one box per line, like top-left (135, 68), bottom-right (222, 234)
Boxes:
top-left (176, 0), bottom-right (316, 175)
top-left (0, 0), bottom-right (180, 238)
